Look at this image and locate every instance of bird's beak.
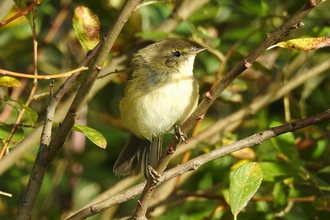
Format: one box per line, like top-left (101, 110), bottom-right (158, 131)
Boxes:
top-left (192, 47), bottom-right (208, 54)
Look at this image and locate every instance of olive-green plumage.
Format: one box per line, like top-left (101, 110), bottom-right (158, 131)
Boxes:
top-left (113, 38), bottom-right (206, 178)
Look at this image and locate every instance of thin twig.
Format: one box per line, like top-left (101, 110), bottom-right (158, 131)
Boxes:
top-left (135, 0), bottom-right (175, 11)
top-left (0, 0), bottom-right (41, 28)
top-left (0, 66), bottom-right (89, 79)
top-left (0, 191), bottom-right (13, 197)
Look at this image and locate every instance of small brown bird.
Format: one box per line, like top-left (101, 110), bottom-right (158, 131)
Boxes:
top-left (113, 38), bottom-right (206, 179)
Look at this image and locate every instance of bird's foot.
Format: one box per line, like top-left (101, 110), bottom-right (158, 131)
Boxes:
top-left (147, 165), bottom-right (162, 185)
top-left (174, 124), bottom-right (187, 143)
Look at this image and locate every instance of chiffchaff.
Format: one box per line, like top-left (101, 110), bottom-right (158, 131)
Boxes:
top-left (113, 38), bottom-right (206, 179)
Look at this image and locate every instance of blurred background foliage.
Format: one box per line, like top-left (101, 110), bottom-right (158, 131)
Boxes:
top-left (1, 0), bottom-right (330, 219)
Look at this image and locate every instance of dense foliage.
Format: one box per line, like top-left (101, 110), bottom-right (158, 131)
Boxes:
top-left (1, 0), bottom-right (330, 219)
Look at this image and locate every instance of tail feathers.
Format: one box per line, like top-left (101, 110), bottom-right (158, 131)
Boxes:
top-left (113, 134), bottom-right (162, 178)
top-left (141, 136), bottom-right (162, 179)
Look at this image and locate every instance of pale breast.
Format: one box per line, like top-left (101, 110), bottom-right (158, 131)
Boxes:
top-left (120, 52), bottom-right (199, 140)
top-left (120, 75), bottom-right (199, 141)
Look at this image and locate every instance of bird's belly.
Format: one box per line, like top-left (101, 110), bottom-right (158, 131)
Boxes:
top-left (121, 78), bottom-right (198, 140)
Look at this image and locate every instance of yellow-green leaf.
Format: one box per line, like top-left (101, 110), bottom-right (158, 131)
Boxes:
top-left (229, 162), bottom-right (263, 219)
top-left (0, 122), bottom-right (25, 148)
top-left (73, 6), bottom-right (100, 52)
top-left (3, 96), bottom-right (38, 122)
top-left (0, 76), bottom-right (21, 87)
top-left (275, 37), bottom-right (330, 50)
top-left (73, 124), bottom-right (107, 149)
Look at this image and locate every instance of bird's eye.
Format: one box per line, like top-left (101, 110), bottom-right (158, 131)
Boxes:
top-left (172, 51), bottom-right (182, 57)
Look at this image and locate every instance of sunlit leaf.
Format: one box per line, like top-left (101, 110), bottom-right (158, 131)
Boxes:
top-left (73, 6), bottom-right (100, 52)
top-left (73, 124), bottom-right (107, 149)
top-left (230, 162), bottom-right (263, 218)
top-left (230, 160), bottom-right (250, 171)
top-left (231, 148), bottom-right (255, 159)
top-left (0, 122), bottom-right (25, 147)
top-left (270, 37), bottom-right (330, 51)
top-left (0, 76), bottom-right (21, 87)
top-left (3, 96), bottom-right (38, 122)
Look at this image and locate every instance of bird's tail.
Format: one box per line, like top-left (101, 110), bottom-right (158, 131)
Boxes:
top-left (113, 134), bottom-right (162, 179)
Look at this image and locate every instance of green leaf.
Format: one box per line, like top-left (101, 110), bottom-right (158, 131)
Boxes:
top-left (3, 96), bottom-right (38, 122)
top-left (73, 124), bottom-right (107, 149)
top-left (273, 181), bottom-right (289, 208)
top-left (73, 6), bottom-right (100, 52)
top-left (229, 162), bottom-right (263, 219)
top-left (259, 162), bottom-right (298, 182)
top-left (0, 76), bottom-right (21, 87)
top-left (270, 121), bottom-right (303, 168)
top-left (0, 122), bottom-right (25, 147)
top-left (318, 166), bottom-right (330, 174)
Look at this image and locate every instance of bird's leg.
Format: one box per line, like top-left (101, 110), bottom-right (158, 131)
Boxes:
top-left (174, 123), bottom-right (187, 143)
top-left (145, 137), bottom-right (163, 184)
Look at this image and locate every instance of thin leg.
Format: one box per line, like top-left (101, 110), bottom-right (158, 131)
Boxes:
top-left (144, 137), bottom-right (162, 184)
